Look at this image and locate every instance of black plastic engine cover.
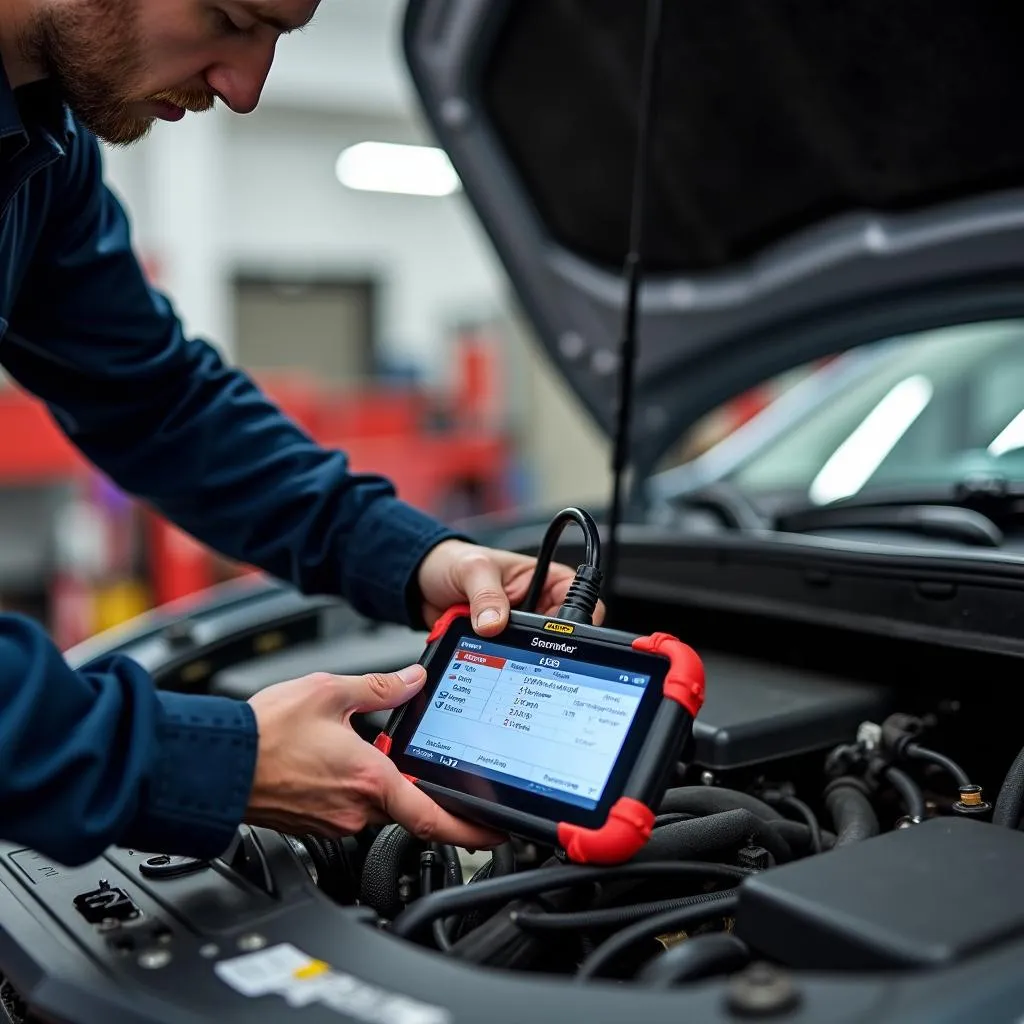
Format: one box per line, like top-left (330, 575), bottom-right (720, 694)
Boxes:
top-left (691, 652), bottom-right (895, 770)
top-left (735, 817), bottom-right (1024, 970)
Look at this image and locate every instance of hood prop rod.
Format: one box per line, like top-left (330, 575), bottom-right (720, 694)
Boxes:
top-left (604, 0), bottom-right (665, 613)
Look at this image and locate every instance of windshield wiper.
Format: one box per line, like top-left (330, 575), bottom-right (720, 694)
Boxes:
top-left (775, 502), bottom-right (1004, 548)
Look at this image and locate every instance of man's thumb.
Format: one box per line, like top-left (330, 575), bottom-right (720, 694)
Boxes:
top-left (342, 665), bottom-right (427, 714)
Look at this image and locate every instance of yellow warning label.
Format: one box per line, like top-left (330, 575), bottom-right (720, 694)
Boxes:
top-left (543, 622), bottom-right (575, 634)
top-left (294, 960), bottom-right (330, 980)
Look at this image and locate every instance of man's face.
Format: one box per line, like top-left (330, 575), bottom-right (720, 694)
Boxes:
top-left (20, 0), bottom-right (320, 146)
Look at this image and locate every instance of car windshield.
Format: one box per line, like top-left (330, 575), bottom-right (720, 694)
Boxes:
top-left (660, 319), bottom-right (1024, 508)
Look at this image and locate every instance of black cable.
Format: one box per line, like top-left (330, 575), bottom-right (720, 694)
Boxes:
top-left (635, 932), bottom-right (750, 987)
top-left (773, 795), bottom-right (823, 854)
top-left (883, 765), bottom-right (927, 821)
top-left (389, 861), bottom-right (751, 942)
top-left (575, 892), bottom-right (739, 981)
top-left (904, 743), bottom-right (972, 790)
top-left (994, 743), bottom-right (1024, 828)
top-left (521, 507), bottom-right (603, 623)
top-left (511, 889), bottom-right (733, 933)
top-left (604, 0), bottom-right (664, 607)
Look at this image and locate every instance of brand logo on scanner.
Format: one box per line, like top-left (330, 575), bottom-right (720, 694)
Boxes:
top-left (530, 637), bottom-right (578, 653)
top-left (544, 622), bottom-right (575, 635)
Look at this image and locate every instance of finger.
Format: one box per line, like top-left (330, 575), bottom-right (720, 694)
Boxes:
top-left (456, 553), bottom-right (510, 635)
top-left (334, 665), bottom-right (427, 714)
top-left (381, 769), bottom-right (505, 849)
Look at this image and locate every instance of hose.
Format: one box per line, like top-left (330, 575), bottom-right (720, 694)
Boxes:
top-left (492, 842), bottom-right (517, 877)
top-left (659, 787), bottom-right (785, 822)
top-left (824, 778), bottom-right (880, 846)
top-left (635, 932), bottom-right (750, 987)
top-left (433, 844), bottom-right (463, 888)
top-left (635, 809), bottom-right (792, 865)
top-left (994, 743), bottom-right (1024, 828)
top-left (904, 743), bottom-right (971, 790)
top-left (654, 812), bottom-right (697, 828)
top-left (512, 889), bottom-right (733, 933)
top-left (390, 861), bottom-right (752, 942)
top-left (773, 818), bottom-right (835, 853)
top-left (884, 765), bottom-right (926, 821)
top-left (575, 892), bottom-right (740, 981)
top-left (771, 795), bottom-right (823, 854)
top-left (359, 825), bottom-right (421, 918)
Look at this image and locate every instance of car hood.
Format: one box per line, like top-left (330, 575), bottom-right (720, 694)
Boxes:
top-left (403, 0), bottom-right (1024, 475)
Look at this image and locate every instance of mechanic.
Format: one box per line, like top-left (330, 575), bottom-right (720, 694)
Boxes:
top-left (0, 0), bottom-right (598, 867)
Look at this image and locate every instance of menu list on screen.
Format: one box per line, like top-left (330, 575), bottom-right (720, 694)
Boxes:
top-left (405, 637), bottom-right (650, 809)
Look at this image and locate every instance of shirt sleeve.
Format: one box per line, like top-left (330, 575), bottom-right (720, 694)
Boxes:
top-left (1, 127), bottom-right (460, 630)
top-left (0, 613), bottom-right (258, 866)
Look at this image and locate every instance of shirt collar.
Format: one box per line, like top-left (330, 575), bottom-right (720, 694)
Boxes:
top-left (0, 59), bottom-right (77, 155)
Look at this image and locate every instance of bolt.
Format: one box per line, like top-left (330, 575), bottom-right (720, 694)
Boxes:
top-left (237, 933), bottom-right (266, 952)
top-left (198, 943), bottom-right (220, 959)
top-left (895, 815), bottom-right (923, 829)
top-left (700, 771), bottom-right (716, 786)
top-left (725, 962), bottom-right (801, 1017)
top-left (138, 949), bottom-right (172, 970)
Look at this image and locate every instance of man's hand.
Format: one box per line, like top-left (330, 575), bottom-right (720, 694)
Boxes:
top-left (417, 539), bottom-right (606, 636)
top-left (243, 666), bottom-right (502, 849)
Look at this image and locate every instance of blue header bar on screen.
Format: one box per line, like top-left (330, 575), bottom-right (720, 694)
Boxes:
top-left (454, 637), bottom-right (651, 690)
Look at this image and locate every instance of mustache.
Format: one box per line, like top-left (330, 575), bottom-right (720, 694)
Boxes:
top-left (148, 88), bottom-right (216, 112)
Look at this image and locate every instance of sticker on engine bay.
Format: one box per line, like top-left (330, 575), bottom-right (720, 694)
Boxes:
top-left (214, 943), bottom-right (451, 1024)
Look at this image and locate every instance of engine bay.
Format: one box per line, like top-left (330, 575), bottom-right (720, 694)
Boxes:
top-left (4, 585), bottom-right (1024, 1024)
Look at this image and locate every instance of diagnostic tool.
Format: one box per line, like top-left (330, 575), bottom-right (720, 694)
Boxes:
top-left (375, 508), bottom-right (705, 864)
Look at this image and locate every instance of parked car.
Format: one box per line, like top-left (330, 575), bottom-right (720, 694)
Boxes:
top-left (6, 3), bottom-right (1024, 1023)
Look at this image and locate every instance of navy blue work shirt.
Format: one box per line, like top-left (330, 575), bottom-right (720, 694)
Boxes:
top-left (0, 75), bottom-right (460, 866)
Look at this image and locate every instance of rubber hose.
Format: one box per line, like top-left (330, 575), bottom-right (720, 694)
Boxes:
top-left (994, 744), bottom-right (1024, 828)
top-left (825, 779), bottom-right (880, 846)
top-left (359, 825), bottom-right (420, 918)
top-left (575, 892), bottom-right (740, 981)
top-left (491, 842), bottom-right (516, 877)
top-left (659, 787), bottom-right (785, 822)
top-left (635, 809), bottom-right (792, 864)
top-left (772, 819), bottom-right (835, 853)
top-left (390, 862), bottom-right (752, 941)
top-left (512, 889), bottom-right (734, 932)
top-left (447, 889), bottom-right (583, 967)
top-left (433, 844), bottom-right (463, 888)
top-left (904, 743), bottom-right (971, 790)
top-left (654, 812), bottom-right (697, 828)
top-left (635, 932), bottom-right (750, 987)
top-left (885, 765), bottom-right (926, 820)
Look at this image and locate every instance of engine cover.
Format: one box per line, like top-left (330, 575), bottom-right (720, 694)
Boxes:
top-left (735, 817), bottom-right (1024, 970)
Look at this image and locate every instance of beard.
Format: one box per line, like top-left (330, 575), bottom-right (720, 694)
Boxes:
top-left (18, 0), bottom-right (214, 147)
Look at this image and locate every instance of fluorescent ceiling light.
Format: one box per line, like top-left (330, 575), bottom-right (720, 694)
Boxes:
top-left (808, 374), bottom-right (934, 505)
top-left (988, 407), bottom-right (1024, 457)
top-left (336, 141), bottom-right (461, 197)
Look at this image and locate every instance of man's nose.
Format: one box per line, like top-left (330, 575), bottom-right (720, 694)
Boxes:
top-left (205, 42), bottom-right (277, 115)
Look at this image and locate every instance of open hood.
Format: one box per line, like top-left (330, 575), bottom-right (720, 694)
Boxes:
top-left (403, 0), bottom-right (1024, 474)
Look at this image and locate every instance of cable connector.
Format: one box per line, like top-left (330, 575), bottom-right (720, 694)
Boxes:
top-left (556, 564), bottom-right (604, 625)
top-left (522, 507), bottom-right (604, 626)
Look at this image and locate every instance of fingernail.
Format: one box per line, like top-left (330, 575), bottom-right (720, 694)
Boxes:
top-left (477, 609), bottom-right (500, 628)
top-left (398, 665), bottom-right (426, 686)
